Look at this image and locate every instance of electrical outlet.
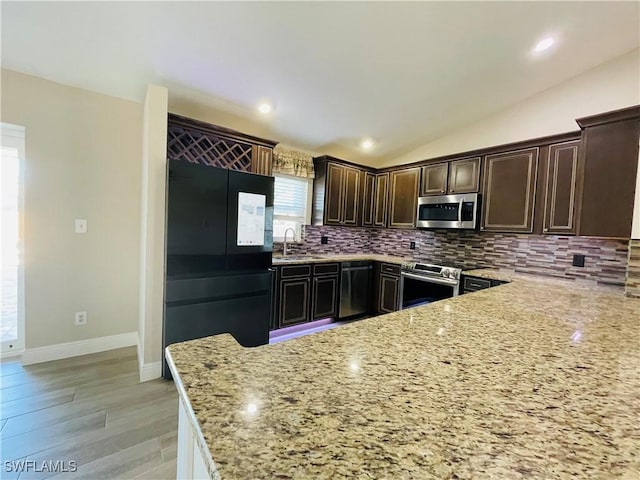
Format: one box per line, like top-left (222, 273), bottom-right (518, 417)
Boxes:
top-left (572, 254), bottom-right (585, 267)
top-left (321, 236), bottom-right (328, 245)
top-left (75, 311), bottom-right (87, 326)
top-left (409, 241), bottom-right (416, 250)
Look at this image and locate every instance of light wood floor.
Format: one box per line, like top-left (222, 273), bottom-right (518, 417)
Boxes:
top-left (0, 347), bottom-right (178, 480)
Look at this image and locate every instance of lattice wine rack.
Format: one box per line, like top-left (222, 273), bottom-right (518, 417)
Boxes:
top-left (166, 113), bottom-right (277, 174)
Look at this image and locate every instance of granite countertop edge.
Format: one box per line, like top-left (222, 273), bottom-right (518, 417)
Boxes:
top-left (165, 348), bottom-right (222, 480)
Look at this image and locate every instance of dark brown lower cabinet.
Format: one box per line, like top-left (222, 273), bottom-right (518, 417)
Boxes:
top-left (276, 263), bottom-right (340, 328)
top-left (277, 264), bottom-right (312, 328)
top-left (311, 263), bottom-right (339, 320)
top-left (461, 275), bottom-right (507, 294)
top-left (375, 263), bottom-right (401, 314)
top-left (379, 276), bottom-right (399, 313)
top-left (278, 278), bottom-right (310, 327)
top-left (311, 276), bottom-right (338, 320)
top-left (269, 268), bottom-right (277, 331)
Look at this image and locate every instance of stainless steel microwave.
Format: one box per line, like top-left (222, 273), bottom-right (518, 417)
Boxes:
top-left (416, 193), bottom-right (481, 229)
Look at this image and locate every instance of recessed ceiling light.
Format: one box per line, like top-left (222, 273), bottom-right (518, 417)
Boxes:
top-left (533, 37), bottom-right (555, 54)
top-left (360, 138), bottom-right (375, 150)
top-left (257, 102), bottom-right (273, 114)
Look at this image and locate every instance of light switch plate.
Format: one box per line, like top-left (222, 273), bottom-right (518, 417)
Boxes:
top-left (75, 219), bottom-right (87, 234)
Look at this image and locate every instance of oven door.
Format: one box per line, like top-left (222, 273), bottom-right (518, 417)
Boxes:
top-left (400, 272), bottom-right (459, 309)
top-left (416, 193), bottom-right (479, 229)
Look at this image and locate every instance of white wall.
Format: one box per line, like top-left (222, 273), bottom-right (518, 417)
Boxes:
top-left (1, 69), bottom-right (143, 350)
top-left (138, 85), bottom-right (168, 379)
top-left (382, 49), bottom-right (640, 167)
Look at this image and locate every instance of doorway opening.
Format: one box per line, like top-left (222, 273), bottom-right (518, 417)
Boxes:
top-left (1, 123), bottom-right (25, 356)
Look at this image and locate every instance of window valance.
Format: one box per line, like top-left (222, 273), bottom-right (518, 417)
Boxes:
top-left (272, 146), bottom-right (315, 179)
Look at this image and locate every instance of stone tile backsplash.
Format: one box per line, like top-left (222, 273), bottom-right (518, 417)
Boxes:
top-left (274, 225), bottom-right (372, 255)
top-left (371, 229), bottom-right (629, 286)
top-left (276, 225), bottom-right (630, 287)
top-left (626, 239), bottom-right (640, 297)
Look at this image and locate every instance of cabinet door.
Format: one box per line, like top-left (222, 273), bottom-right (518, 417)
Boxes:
top-left (311, 276), bottom-right (338, 320)
top-left (543, 141), bottom-right (580, 235)
top-left (278, 278), bottom-right (310, 327)
top-left (270, 268), bottom-right (278, 331)
top-left (342, 166), bottom-right (361, 226)
top-left (482, 148), bottom-right (538, 233)
top-left (448, 157), bottom-right (481, 194)
top-left (324, 163), bottom-right (345, 225)
top-left (373, 173), bottom-right (389, 227)
top-left (388, 167), bottom-right (420, 228)
top-left (420, 163), bottom-right (448, 196)
top-left (578, 117), bottom-right (639, 238)
top-left (361, 172), bottom-right (375, 227)
top-left (378, 275), bottom-right (399, 313)
top-left (250, 145), bottom-right (273, 176)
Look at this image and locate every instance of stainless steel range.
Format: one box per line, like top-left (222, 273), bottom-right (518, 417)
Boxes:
top-left (400, 262), bottom-right (461, 309)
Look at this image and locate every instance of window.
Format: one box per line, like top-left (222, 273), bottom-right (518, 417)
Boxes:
top-left (273, 174), bottom-right (312, 242)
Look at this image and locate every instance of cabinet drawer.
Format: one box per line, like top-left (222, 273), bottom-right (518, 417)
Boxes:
top-left (280, 264), bottom-right (312, 278)
top-left (380, 263), bottom-right (401, 276)
top-left (313, 263), bottom-right (339, 276)
top-left (463, 276), bottom-right (491, 291)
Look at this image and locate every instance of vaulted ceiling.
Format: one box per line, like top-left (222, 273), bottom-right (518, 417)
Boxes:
top-left (2, 2), bottom-right (638, 165)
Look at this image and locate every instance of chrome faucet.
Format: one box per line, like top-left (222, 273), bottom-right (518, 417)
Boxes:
top-left (283, 228), bottom-right (296, 256)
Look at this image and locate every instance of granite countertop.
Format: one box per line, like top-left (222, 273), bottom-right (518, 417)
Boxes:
top-left (271, 253), bottom-right (410, 266)
top-left (166, 271), bottom-right (640, 479)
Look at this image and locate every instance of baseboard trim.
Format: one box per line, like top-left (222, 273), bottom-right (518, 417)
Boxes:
top-left (21, 332), bottom-right (138, 366)
top-left (0, 349), bottom-right (24, 360)
top-left (139, 361), bottom-right (162, 382)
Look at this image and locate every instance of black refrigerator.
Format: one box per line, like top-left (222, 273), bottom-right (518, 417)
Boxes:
top-left (163, 160), bottom-right (274, 378)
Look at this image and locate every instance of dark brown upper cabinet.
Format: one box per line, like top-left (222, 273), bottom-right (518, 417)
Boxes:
top-left (482, 148), bottom-right (539, 233)
top-left (542, 140), bottom-right (581, 235)
top-left (361, 172), bottom-right (376, 227)
top-left (576, 106), bottom-right (640, 238)
top-left (420, 157), bottom-right (481, 196)
top-left (373, 173), bottom-right (389, 228)
top-left (313, 158), bottom-right (362, 226)
top-left (388, 167), bottom-right (421, 228)
top-left (251, 146), bottom-right (274, 176)
top-left (324, 162), bottom-right (344, 224)
top-left (420, 163), bottom-right (448, 195)
top-left (449, 157), bottom-right (481, 194)
top-left (342, 166), bottom-right (361, 225)
top-left (167, 113), bottom-right (277, 175)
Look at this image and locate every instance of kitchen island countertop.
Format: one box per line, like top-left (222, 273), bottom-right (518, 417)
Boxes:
top-left (166, 269), bottom-right (640, 479)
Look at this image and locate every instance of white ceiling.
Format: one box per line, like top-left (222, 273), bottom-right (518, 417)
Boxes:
top-left (2, 2), bottom-right (639, 165)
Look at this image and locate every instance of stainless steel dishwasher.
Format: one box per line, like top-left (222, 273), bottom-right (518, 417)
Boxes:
top-left (339, 261), bottom-right (372, 318)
